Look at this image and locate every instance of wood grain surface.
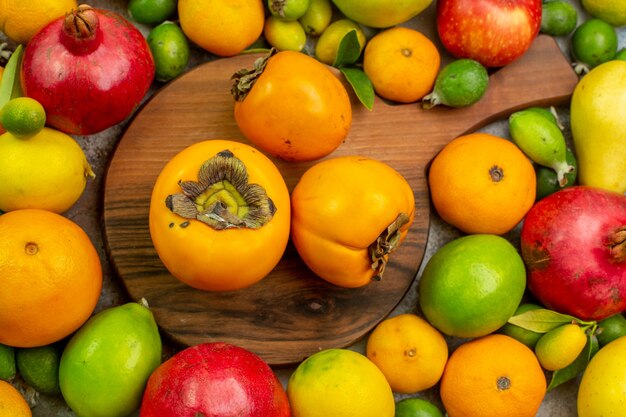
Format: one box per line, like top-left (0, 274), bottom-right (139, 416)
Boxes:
top-left (103, 35), bottom-right (578, 365)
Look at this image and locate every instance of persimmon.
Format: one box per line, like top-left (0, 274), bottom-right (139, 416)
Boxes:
top-left (149, 140), bottom-right (291, 291)
top-left (290, 156), bottom-right (415, 288)
top-left (232, 49), bottom-right (352, 162)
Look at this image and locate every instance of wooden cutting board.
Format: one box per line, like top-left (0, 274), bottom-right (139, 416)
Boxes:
top-left (103, 35), bottom-right (578, 366)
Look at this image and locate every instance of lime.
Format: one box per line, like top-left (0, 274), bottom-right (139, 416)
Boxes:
top-left (422, 58), bottom-right (488, 109)
top-left (16, 344), bottom-right (62, 395)
top-left (0, 97), bottom-right (46, 138)
top-left (571, 18), bottom-right (618, 73)
top-left (535, 147), bottom-right (578, 200)
top-left (0, 344), bottom-right (16, 381)
top-left (268, 0), bottom-right (310, 21)
top-left (541, 0), bottom-right (578, 37)
top-left (395, 398), bottom-right (444, 417)
top-left (299, 0), bottom-right (332, 36)
top-left (128, 0), bottom-right (176, 25)
top-left (596, 314), bottom-right (626, 347)
top-left (315, 19), bottom-right (366, 65)
top-left (147, 21), bottom-right (190, 83)
top-left (498, 303), bottom-right (544, 349)
top-left (264, 16), bottom-right (307, 52)
top-left (535, 323), bottom-right (587, 371)
top-left (418, 234), bottom-right (526, 338)
top-left (614, 48), bottom-right (626, 61)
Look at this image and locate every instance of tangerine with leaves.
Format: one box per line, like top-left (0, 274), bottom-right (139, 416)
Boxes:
top-left (440, 334), bottom-right (546, 417)
top-left (0, 209), bottom-right (102, 348)
top-left (428, 132), bottom-right (536, 235)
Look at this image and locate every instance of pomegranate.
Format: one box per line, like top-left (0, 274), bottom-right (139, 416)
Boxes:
top-left (521, 186), bottom-right (626, 321)
top-left (21, 4), bottom-right (154, 135)
top-left (140, 342), bottom-right (291, 417)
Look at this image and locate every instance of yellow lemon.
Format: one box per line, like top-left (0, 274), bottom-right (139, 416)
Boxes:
top-left (287, 348), bottom-right (395, 417)
top-left (366, 313), bottom-right (448, 393)
top-left (0, 0), bottom-right (76, 44)
top-left (581, 0), bottom-right (626, 27)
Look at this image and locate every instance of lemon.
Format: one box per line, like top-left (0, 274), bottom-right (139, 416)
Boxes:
top-left (287, 348), bottom-right (395, 417)
top-left (581, 0), bottom-right (626, 27)
top-left (16, 345), bottom-right (62, 395)
top-left (0, 0), bottom-right (76, 44)
top-left (534, 323), bottom-right (587, 371)
top-left (366, 314), bottom-right (448, 394)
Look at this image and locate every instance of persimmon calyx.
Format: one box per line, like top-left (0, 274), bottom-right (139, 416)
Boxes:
top-left (230, 48), bottom-right (277, 102)
top-left (165, 149), bottom-right (276, 230)
top-left (369, 212), bottom-right (410, 281)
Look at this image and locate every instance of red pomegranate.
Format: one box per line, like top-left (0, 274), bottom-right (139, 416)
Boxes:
top-left (21, 4), bottom-right (154, 135)
top-left (140, 342), bottom-right (291, 417)
top-left (521, 186), bottom-right (626, 321)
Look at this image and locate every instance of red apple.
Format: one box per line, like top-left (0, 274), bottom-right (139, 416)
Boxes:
top-left (521, 186), bottom-right (626, 321)
top-left (140, 342), bottom-right (291, 417)
top-left (437, 0), bottom-right (542, 67)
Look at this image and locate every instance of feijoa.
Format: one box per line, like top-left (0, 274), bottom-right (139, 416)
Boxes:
top-left (422, 59), bottom-right (489, 109)
top-left (535, 147), bottom-right (578, 200)
top-left (541, 0), bottom-right (578, 37)
top-left (147, 21), bottom-right (190, 82)
top-left (571, 18), bottom-right (618, 74)
top-left (264, 16), bottom-right (307, 51)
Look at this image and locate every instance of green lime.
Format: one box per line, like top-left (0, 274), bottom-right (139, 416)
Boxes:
top-left (535, 323), bottom-right (587, 371)
top-left (535, 147), bottom-right (578, 200)
top-left (0, 97), bottom-right (46, 138)
top-left (596, 314), bottom-right (626, 347)
top-left (16, 344), bottom-right (62, 395)
top-left (572, 18), bottom-right (618, 73)
top-left (422, 59), bottom-right (489, 109)
top-left (128, 0), bottom-right (176, 25)
top-left (614, 48), bottom-right (626, 61)
top-left (147, 21), bottom-right (190, 83)
top-left (299, 0), bottom-right (332, 36)
top-left (395, 398), bottom-right (444, 417)
top-left (315, 19), bottom-right (366, 65)
top-left (541, 0), bottom-right (578, 37)
top-left (264, 16), bottom-right (307, 52)
top-left (268, 0), bottom-right (310, 21)
top-left (418, 234), bottom-right (526, 338)
top-left (0, 344), bottom-right (16, 381)
top-left (498, 303), bottom-right (544, 349)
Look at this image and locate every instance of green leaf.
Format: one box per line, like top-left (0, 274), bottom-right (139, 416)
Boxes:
top-left (339, 67), bottom-right (374, 111)
top-left (507, 308), bottom-right (583, 333)
top-left (0, 44), bottom-right (24, 110)
top-left (333, 30), bottom-right (362, 67)
top-left (547, 334), bottom-right (599, 391)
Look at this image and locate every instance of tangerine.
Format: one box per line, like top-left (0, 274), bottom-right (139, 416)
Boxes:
top-left (363, 26), bottom-right (440, 103)
top-left (0, 209), bottom-right (102, 348)
top-left (440, 334), bottom-right (546, 417)
top-left (0, 380), bottom-right (31, 417)
top-left (0, 0), bottom-right (76, 44)
top-left (428, 132), bottom-right (536, 235)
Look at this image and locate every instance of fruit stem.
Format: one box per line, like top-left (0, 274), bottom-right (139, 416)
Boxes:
top-left (553, 160), bottom-right (575, 187)
top-left (369, 212), bottom-right (410, 281)
top-left (231, 49), bottom-right (277, 102)
top-left (421, 91), bottom-right (441, 110)
top-left (62, 5), bottom-right (103, 55)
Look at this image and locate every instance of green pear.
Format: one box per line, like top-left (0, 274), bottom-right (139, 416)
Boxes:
top-left (329, 0), bottom-right (432, 28)
top-left (571, 60), bottom-right (626, 195)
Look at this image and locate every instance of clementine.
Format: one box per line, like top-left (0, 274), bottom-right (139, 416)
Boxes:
top-left (0, 209), bottom-right (102, 348)
top-left (440, 334), bottom-right (546, 417)
top-left (0, 380), bottom-right (31, 417)
top-left (428, 132), bottom-right (536, 235)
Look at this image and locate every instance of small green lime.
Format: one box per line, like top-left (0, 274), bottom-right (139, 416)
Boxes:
top-left (0, 344), bottom-right (16, 381)
top-left (147, 21), bottom-right (190, 83)
top-left (597, 314), bottom-right (626, 347)
top-left (264, 16), bottom-right (307, 52)
top-left (299, 0), bottom-right (332, 36)
top-left (535, 323), bottom-right (587, 371)
top-left (128, 0), bottom-right (176, 25)
top-left (541, 0), bottom-right (578, 37)
top-left (422, 59), bottom-right (489, 109)
top-left (395, 398), bottom-right (444, 417)
top-left (498, 303), bottom-right (544, 349)
top-left (0, 97), bottom-right (46, 138)
top-left (572, 18), bottom-right (618, 72)
top-left (16, 344), bottom-right (62, 395)
top-left (535, 147), bottom-right (578, 200)
top-left (268, 0), bottom-right (310, 21)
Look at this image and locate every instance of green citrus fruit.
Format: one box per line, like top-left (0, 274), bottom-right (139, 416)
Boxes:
top-left (572, 18), bottom-right (618, 72)
top-left (315, 19), bottom-right (366, 65)
top-left (498, 303), bottom-right (544, 349)
top-left (395, 398), bottom-right (444, 417)
top-left (0, 97), bottom-right (46, 138)
top-left (0, 344), bottom-right (16, 381)
top-left (535, 147), bottom-right (578, 200)
top-left (535, 323), bottom-right (588, 371)
top-left (128, 0), bottom-right (176, 25)
top-left (59, 302), bottom-right (162, 417)
top-left (147, 21), bottom-right (190, 83)
top-left (299, 0), bottom-right (332, 36)
top-left (597, 313), bottom-right (626, 347)
top-left (418, 234), bottom-right (526, 338)
top-left (422, 59), bottom-right (489, 109)
top-left (287, 349), bottom-right (395, 417)
top-left (264, 16), bottom-right (307, 52)
top-left (541, 0), bottom-right (578, 37)
top-left (16, 344), bottom-right (62, 395)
